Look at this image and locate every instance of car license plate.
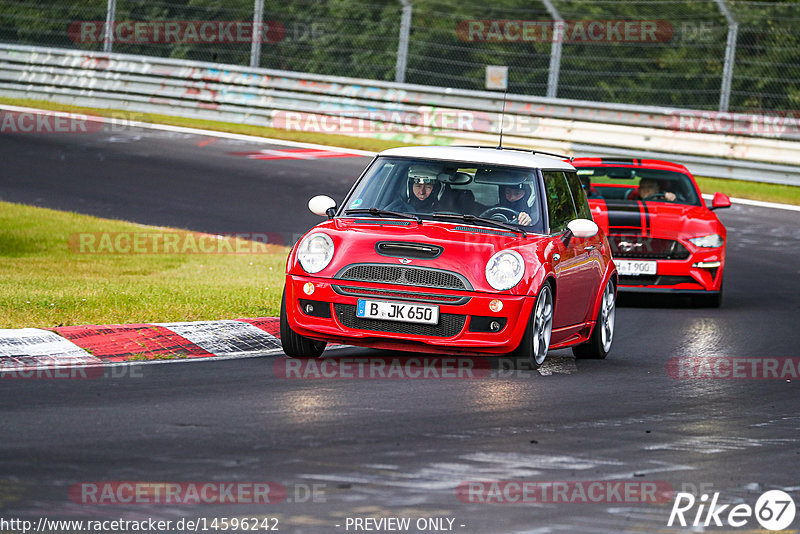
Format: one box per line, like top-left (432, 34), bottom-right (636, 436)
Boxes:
top-left (616, 260), bottom-right (657, 276)
top-left (356, 299), bottom-right (439, 325)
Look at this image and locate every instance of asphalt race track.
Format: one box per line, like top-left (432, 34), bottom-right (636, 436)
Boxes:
top-left (2, 124), bottom-right (800, 533)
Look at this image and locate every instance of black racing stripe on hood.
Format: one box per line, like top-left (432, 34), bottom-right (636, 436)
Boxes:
top-left (640, 200), bottom-right (651, 237)
top-left (605, 202), bottom-right (643, 234)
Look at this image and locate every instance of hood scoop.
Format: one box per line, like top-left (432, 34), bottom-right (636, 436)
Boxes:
top-left (376, 241), bottom-right (443, 259)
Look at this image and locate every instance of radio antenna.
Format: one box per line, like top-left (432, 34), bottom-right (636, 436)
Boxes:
top-left (497, 86), bottom-right (508, 149)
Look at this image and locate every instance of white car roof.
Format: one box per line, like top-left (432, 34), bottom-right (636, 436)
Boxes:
top-left (379, 146), bottom-right (575, 171)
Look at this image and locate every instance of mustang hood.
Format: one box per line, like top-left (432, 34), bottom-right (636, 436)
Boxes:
top-left (593, 200), bottom-right (722, 239)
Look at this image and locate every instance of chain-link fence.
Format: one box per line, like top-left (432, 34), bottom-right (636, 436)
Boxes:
top-left (0, 0), bottom-right (797, 113)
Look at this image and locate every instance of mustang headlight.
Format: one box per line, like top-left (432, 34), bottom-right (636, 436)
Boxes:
top-left (297, 232), bottom-right (334, 273)
top-left (689, 234), bottom-right (723, 248)
top-left (485, 250), bottom-right (525, 291)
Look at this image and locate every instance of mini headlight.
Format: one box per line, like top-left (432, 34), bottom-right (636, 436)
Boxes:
top-left (689, 234), bottom-right (723, 248)
top-left (297, 232), bottom-right (334, 273)
top-left (485, 250), bottom-right (525, 291)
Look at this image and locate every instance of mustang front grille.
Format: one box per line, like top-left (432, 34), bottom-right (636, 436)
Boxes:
top-left (619, 275), bottom-right (698, 286)
top-left (334, 304), bottom-right (466, 337)
top-left (335, 264), bottom-right (471, 290)
top-left (609, 236), bottom-right (690, 260)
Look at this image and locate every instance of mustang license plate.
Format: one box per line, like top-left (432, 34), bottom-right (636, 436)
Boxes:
top-left (356, 299), bottom-right (439, 325)
top-left (615, 259), bottom-right (657, 276)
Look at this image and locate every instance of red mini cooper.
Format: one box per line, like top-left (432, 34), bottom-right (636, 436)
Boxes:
top-left (571, 157), bottom-right (730, 307)
top-left (281, 146), bottom-right (617, 367)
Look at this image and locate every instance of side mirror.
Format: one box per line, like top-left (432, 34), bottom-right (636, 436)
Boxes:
top-left (710, 192), bottom-right (731, 210)
top-left (567, 218), bottom-right (599, 239)
top-left (562, 219), bottom-right (599, 247)
top-left (308, 195), bottom-right (337, 218)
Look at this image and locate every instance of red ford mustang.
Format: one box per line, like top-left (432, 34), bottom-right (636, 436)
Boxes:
top-left (571, 157), bottom-right (730, 307)
top-left (280, 146), bottom-right (618, 367)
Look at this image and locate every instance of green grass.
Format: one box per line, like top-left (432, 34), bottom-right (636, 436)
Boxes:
top-left (3, 96), bottom-right (797, 206)
top-left (0, 201), bottom-right (288, 329)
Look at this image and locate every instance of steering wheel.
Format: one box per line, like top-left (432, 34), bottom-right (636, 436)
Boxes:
top-left (479, 207), bottom-right (519, 223)
top-left (642, 192), bottom-right (668, 201)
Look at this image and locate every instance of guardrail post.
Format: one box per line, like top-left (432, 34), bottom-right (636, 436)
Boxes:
top-left (250, 0), bottom-right (265, 68)
top-left (104, 0), bottom-right (116, 53)
top-left (395, 0), bottom-right (412, 83)
top-left (540, 0), bottom-right (563, 99)
top-left (713, 0), bottom-right (738, 112)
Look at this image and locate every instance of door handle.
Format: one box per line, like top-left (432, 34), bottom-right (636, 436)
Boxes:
top-left (584, 245), bottom-right (597, 251)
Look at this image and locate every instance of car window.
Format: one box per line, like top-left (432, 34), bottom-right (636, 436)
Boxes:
top-left (542, 171), bottom-right (577, 234)
top-left (564, 171), bottom-right (593, 220)
top-left (340, 156), bottom-right (547, 234)
top-left (575, 166), bottom-right (702, 206)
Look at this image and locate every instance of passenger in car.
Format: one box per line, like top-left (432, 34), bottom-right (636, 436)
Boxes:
top-left (386, 165), bottom-right (442, 213)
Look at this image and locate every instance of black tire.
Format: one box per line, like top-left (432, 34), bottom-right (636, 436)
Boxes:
top-left (279, 288), bottom-right (326, 358)
top-left (511, 283), bottom-right (554, 369)
top-left (573, 279), bottom-right (616, 360)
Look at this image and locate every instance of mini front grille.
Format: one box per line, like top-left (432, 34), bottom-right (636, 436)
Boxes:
top-left (609, 236), bottom-right (690, 260)
top-left (334, 304), bottom-right (466, 337)
top-left (335, 264), bottom-right (470, 290)
top-left (332, 285), bottom-right (469, 305)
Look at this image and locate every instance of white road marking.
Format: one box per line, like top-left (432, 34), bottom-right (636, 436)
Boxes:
top-left (3, 103), bottom-right (797, 212)
top-left (702, 193), bottom-right (800, 212)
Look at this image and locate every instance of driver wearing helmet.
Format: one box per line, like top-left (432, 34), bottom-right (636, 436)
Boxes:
top-left (498, 183), bottom-right (533, 225)
top-left (387, 165), bottom-right (441, 213)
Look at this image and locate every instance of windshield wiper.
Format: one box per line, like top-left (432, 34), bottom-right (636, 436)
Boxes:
top-left (344, 208), bottom-right (422, 224)
top-left (430, 213), bottom-right (526, 237)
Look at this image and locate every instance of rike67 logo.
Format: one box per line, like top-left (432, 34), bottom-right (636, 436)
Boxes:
top-left (668, 490), bottom-right (796, 530)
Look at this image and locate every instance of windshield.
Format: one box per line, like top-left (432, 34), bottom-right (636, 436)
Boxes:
top-left (340, 157), bottom-right (546, 233)
top-left (576, 166), bottom-right (701, 207)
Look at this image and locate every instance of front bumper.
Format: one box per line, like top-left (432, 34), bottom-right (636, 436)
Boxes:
top-left (285, 274), bottom-right (536, 355)
top-left (617, 247), bottom-right (724, 293)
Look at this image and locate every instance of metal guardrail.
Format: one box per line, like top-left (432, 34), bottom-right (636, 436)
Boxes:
top-left (1, 43), bottom-right (798, 186)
